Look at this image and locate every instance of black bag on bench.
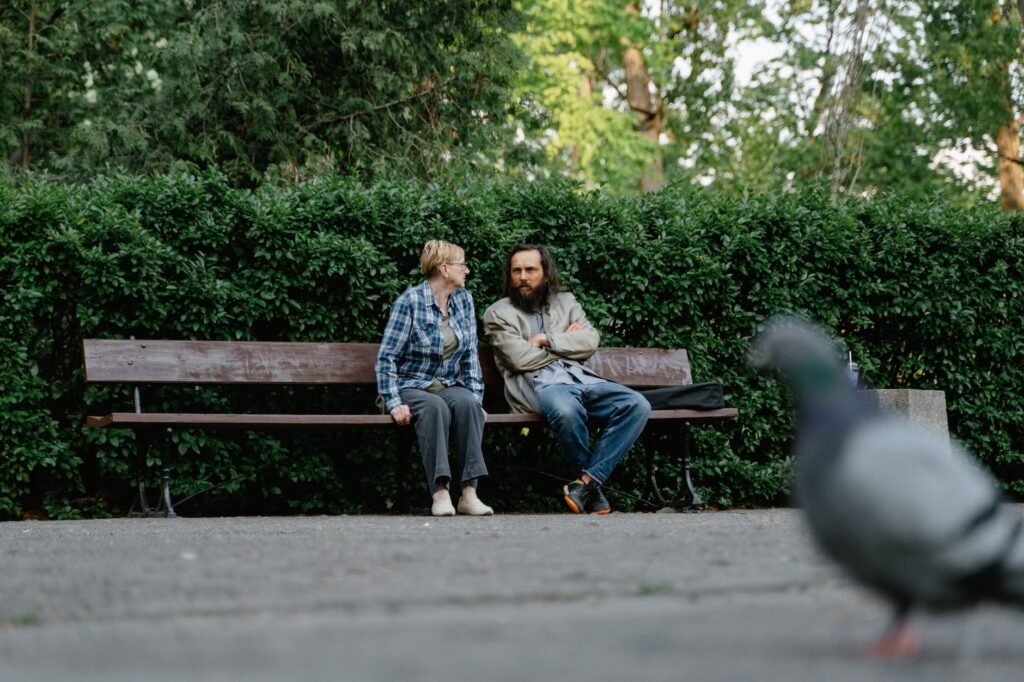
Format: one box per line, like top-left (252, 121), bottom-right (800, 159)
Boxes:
top-left (639, 382), bottom-right (725, 410)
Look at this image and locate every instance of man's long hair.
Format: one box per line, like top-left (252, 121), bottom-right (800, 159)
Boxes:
top-left (501, 244), bottom-right (561, 311)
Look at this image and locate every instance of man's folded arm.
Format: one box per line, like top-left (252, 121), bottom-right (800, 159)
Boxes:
top-left (484, 309), bottom-right (554, 372)
top-left (547, 297), bottom-right (599, 361)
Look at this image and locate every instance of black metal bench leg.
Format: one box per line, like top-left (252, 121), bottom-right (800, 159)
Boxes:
top-left (396, 427), bottom-right (413, 513)
top-left (134, 428), bottom-right (153, 514)
top-left (522, 425), bottom-right (553, 493)
top-left (160, 427), bottom-right (178, 518)
top-left (643, 432), bottom-right (669, 509)
top-left (673, 423), bottom-right (703, 509)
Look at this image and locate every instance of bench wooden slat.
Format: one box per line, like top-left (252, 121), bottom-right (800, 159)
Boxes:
top-left (84, 340), bottom-right (691, 387)
top-left (86, 413), bottom-right (397, 428)
top-left (579, 348), bottom-right (692, 387)
top-left (83, 340), bottom-right (384, 384)
top-left (86, 407), bottom-right (738, 429)
top-left (646, 407), bottom-right (738, 422)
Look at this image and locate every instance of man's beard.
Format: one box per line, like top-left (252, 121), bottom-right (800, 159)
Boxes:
top-left (510, 281), bottom-right (550, 313)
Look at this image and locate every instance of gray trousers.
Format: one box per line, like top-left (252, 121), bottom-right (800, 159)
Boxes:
top-left (400, 386), bottom-right (488, 493)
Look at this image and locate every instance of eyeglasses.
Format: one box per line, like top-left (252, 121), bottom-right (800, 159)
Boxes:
top-left (445, 262), bottom-right (468, 269)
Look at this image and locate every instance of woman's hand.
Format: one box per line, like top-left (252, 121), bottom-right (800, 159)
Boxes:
top-left (390, 404), bottom-right (413, 425)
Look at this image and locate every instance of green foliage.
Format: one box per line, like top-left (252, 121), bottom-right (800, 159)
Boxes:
top-left (512, 0), bottom-right (768, 192)
top-left (0, 1), bottom-right (181, 174)
top-left (923, 0), bottom-right (1022, 139)
top-left (512, 0), bottom-right (657, 189)
top-left (637, 0), bottom-right (1016, 206)
top-left (5, 0), bottom-right (1023, 206)
top-left (3, 172), bottom-right (1024, 517)
top-left (1, 1), bottom-right (524, 184)
top-left (147, 0), bottom-right (524, 183)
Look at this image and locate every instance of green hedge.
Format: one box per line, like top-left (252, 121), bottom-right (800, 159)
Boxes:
top-left (2, 172), bottom-right (1023, 518)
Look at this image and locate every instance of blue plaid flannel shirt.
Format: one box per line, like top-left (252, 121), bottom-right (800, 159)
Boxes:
top-left (375, 281), bottom-right (484, 412)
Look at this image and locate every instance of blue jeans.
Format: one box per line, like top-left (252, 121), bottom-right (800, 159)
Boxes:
top-left (535, 381), bottom-right (651, 484)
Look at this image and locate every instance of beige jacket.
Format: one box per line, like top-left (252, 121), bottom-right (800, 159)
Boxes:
top-left (483, 292), bottom-right (602, 414)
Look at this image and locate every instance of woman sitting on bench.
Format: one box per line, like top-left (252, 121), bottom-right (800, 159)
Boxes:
top-left (374, 240), bottom-right (493, 517)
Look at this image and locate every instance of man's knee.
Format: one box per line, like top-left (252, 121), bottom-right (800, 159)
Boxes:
top-left (605, 388), bottom-right (650, 426)
top-left (539, 392), bottom-right (586, 425)
top-left (630, 392), bottom-right (652, 419)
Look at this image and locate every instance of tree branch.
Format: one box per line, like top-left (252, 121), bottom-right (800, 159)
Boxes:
top-left (589, 59), bottom-right (658, 118)
top-left (998, 151), bottom-right (1024, 166)
top-left (308, 75), bottom-right (455, 130)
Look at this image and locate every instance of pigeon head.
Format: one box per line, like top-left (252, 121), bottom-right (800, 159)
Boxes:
top-left (749, 316), bottom-right (849, 402)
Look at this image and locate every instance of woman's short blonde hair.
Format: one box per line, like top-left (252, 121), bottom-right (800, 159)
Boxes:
top-left (420, 240), bottom-right (464, 278)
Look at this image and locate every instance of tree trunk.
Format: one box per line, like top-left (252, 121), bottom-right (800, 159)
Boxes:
top-left (622, 3), bottom-right (663, 193)
top-left (621, 45), bottom-right (663, 192)
top-left (15, 0), bottom-right (37, 169)
top-left (997, 121), bottom-right (1024, 212)
top-left (807, 1), bottom-right (839, 143)
top-left (570, 71), bottom-right (594, 171)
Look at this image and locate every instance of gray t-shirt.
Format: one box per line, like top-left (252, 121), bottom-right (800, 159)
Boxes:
top-left (529, 312), bottom-right (605, 390)
top-left (426, 315), bottom-right (459, 394)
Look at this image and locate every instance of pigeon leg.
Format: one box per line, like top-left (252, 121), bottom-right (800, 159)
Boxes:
top-left (865, 606), bottom-right (921, 659)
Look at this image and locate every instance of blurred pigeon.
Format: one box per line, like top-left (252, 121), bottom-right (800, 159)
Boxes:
top-left (750, 316), bottom-right (1024, 657)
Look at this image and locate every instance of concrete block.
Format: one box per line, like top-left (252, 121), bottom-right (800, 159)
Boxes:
top-left (867, 388), bottom-right (950, 451)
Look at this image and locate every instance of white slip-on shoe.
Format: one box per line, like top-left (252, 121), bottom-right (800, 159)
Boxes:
top-left (457, 496), bottom-right (494, 516)
top-left (431, 496), bottom-right (456, 517)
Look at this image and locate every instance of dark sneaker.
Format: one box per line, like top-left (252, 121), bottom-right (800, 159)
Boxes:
top-left (586, 483), bottom-right (611, 515)
top-left (562, 479), bottom-right (590, 514)
top-left (563, 480), bottom-right (611, 514)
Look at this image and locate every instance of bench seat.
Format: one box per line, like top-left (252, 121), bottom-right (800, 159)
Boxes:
top-left (83, 339), bottom-right (737, 516)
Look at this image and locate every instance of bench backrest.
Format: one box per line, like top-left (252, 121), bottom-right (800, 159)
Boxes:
top-left (82, 340), bottom-right (693, 388)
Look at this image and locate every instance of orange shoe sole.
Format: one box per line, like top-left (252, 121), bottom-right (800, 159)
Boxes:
top-left (591, 508), bottom-right (611, 515)
top-left (563, 495), bottom-right (583, 514)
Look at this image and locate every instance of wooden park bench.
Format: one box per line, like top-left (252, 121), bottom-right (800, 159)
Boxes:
top-left (83, 339), bottom-right (738, 516)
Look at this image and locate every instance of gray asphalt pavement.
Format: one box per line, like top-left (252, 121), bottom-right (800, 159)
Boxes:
top-left (1, 509), bottom-right (1021, 681)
